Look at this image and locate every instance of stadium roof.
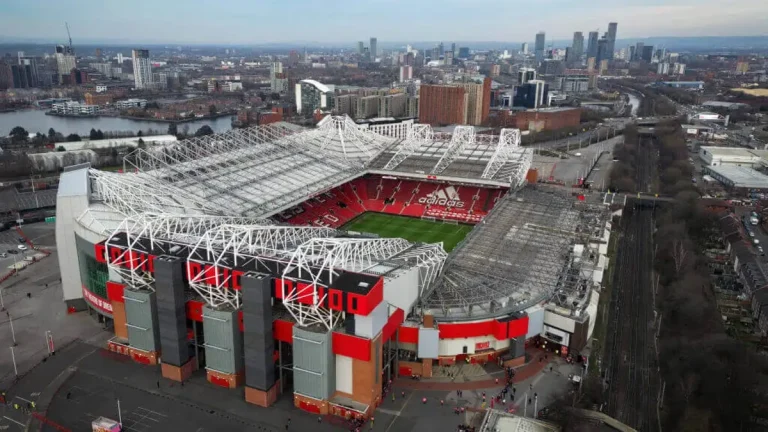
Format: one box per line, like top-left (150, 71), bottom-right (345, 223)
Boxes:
top-left (95, 116), bottom-right (532, 219)
top-left (73, 116), bottom-right (551, 325)
top-left (423, 187), bottom-right (608, 320)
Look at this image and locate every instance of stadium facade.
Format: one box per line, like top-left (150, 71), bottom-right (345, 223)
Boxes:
top-left (55, 115), bottom-right (610, 416)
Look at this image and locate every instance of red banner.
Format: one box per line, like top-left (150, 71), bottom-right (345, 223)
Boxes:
top-left (475, 341), bottom-right (491, 351)
top-left (82, 285), bottom-right (113, 314)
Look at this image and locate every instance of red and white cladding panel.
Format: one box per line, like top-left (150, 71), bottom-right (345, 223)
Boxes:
top-left (383, 266), bottom-right (419, 312)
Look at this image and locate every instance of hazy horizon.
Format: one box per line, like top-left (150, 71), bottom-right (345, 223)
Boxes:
top-left (1, 0), bottom-right (767, 46)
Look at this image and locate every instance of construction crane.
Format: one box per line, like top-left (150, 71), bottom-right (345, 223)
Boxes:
top-left (65, 22), bottom-right (73, 53)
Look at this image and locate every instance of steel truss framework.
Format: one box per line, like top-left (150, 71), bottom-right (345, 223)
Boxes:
top-left (431, 126), bottom-right (475, 174)
top-left (186, 225), bottom-right (337, 309)
top-left (388, 243), bottom-right (448, 296)
top-left (382, 124), bottom-right (434, 170)
top-left (101, 212), bottom-right (447, 330)
top-left (481, 129), bottom-right (521, 180)
top-left (83, 117), bottom-right (560, 329)
top-left (104, 214), bottom-right (263, 292)
top-left (120, 118), bottom-right (396, 218)
top-left (306, 116), bottom-right (392, 168)
top-left (423, 187), bottom-right (608, 320)
top-left (89, 169), bottom-right (217, 217)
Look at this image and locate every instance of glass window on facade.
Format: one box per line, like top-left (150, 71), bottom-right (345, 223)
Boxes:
top-left (79, 250), bottom-right (109, 300)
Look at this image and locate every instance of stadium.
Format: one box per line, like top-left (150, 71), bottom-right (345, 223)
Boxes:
top-left (55, 115), bottom-right (611, 416)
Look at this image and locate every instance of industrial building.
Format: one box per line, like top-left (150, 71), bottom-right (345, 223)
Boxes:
top-left (704, 165), bottom-right (768, 193)
top-left (698, 146), bottom-right (768, 168)
top-left (55, 117), bottom-right (610, 419)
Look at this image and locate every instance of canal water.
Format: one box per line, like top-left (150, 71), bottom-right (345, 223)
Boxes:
top-left (0, 109), bottom-right (234, 136)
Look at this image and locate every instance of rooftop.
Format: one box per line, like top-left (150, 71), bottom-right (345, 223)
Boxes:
top-left (478, 409), bottom-right (561, 432)
top-left (707, 165), bottom-right (768, 189)
top-left (423, 186), bottom-right (608, 319)
top-left (700, 146), bottom-right (759, 158)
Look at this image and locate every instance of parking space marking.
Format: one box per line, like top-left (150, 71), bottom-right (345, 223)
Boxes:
top-left (121, 406), bottom-right (168, 432)
top-left (1, 417), bottom-right (23, 427)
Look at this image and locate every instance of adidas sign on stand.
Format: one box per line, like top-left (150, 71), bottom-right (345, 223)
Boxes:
top-left (418, 186), bottom-right (465, 208)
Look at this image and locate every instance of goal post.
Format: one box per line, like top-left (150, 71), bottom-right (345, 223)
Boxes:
top-left (421, 216), bottom-right (436, 222)
top-left (444, 219), bottom-right (459, 225)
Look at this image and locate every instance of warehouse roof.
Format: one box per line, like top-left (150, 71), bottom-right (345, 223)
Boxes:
top-left (707, 165), bottom-right (768, 189)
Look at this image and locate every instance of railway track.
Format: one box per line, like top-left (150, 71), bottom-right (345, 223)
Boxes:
top-left (603, 138), bottom-right (659, 431)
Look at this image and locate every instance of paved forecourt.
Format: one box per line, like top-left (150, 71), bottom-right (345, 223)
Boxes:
top-left (342, 212), bottom-right (473, 252)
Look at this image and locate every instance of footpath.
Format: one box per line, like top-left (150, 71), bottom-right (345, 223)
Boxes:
top-left (394, 349), bottom-right (551, 391)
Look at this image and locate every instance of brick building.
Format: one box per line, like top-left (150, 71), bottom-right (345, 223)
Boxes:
top-left (85, 92), bottom-right (114, 106)
top-left (418, 85), bottom-right (467, 126)
top-left (490, 107), bottom-right (581, 132)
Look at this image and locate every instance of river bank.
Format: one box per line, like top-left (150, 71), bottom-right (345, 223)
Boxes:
top-left (0, 109), bottom-right (234, 136)
top-left (101, 111), bottom-right (236, 123)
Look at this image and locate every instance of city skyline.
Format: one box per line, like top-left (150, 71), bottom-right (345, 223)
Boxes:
top-left (1, 0), bottom-right (767, 45)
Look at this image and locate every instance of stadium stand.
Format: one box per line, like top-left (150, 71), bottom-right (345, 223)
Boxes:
top-left (278, 175), bottom-right (508, 228)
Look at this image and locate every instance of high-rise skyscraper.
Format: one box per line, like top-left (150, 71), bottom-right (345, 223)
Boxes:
top-left (596, 38), bottom-right (610, 65)
top-left (55, 45), bottom-right (76, 84)
top-left (587, 31), bottom-right (599, 59)
top-left (521, 43), bottom-right (529, 55)
top-left (369, 37), bottom-right (377, 60)
top-left (357, 41), bottom-right (364, 55)
top-left (641, 45), bottom-right (654, 62)
top-left (535, 32), bottom-right (546, 62)
top-left (438, 42), bottom-right (444, 56)
top-left (518, 68), bottom-right (536, 84)
top-left (131, 49), bottom-right (153, 89)
top-left (634, 42), bottom-right (645, 61)
top-left (399, 65), bottom-right (413, 82)
top-left (629, 46), bottom-right (636, 62)
top-left (607, 22), bottom-right (618, 60)
top-left (451, 43), bottom-right (456, 56)
top-left (18, 56), bottom-right (39, 88)
top-left (569, 32), bottom-right (584, 65)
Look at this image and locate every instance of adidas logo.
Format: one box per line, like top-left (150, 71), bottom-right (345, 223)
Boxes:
top-left (418, 186), bottom-right (465, 208)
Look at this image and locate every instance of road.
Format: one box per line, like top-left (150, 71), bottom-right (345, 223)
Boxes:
top-left (602, 137), bottom-right (659, 431)
top-left (531, 118), bottom-right (633, 151)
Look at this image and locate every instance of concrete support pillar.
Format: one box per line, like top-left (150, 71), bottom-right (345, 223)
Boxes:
top-left (154, 255), bottom-right (194, 381)
top-left (203, 305), bottom-right (243, 389)
top-left (123, 288), bottom-right (160, 365)
top-left (241, 272), bottom-right (279, 407)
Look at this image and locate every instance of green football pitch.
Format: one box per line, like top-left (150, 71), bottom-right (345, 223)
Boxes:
top-left (341, 212), bottom-right (474, 252)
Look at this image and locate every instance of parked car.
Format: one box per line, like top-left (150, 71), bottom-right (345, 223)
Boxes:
top-left (0, 253), bottom-right (6, 258)
top-left (7, 249), bottom-right (18, 255)
top-left (17, 245), bottom-right (27, 251)
top-left (17, 237), bottom-right (25, 243)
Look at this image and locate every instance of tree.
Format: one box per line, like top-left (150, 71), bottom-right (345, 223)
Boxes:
top-left (195, 125), bottom-right (214, 137)
top-left (89, 128), bottom-right (99, 140)
top-left (9, 126), bottom-right (28, 141)
top-left (96, 129), bottom-right (105, 140)
top-left (208, 104), bottom-right (217, 116)
top-left (168, 123), bottom-right (178, 136)
top-left (66, 133), bottom-right (81, 142)
top-left (56, 146), bottom-right (66, 152)
top-left (137, 130), bottom-right (143, 137)
top-left (48, 128), bottom-right (56, 140)
top-left (137, 138), bottom-right (145, 149)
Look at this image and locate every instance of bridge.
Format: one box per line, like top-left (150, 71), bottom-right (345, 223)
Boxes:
top-left (603, 192), bottom-right (676, 206)
top-left (636, 116), bottom-right (677, 126)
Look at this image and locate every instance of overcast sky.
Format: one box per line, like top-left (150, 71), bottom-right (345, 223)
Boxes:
top-left (1, 0), bottom-right (767, 45)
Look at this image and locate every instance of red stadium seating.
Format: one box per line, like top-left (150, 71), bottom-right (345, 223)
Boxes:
top-left (281, 176), bottom-right (508, 228)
